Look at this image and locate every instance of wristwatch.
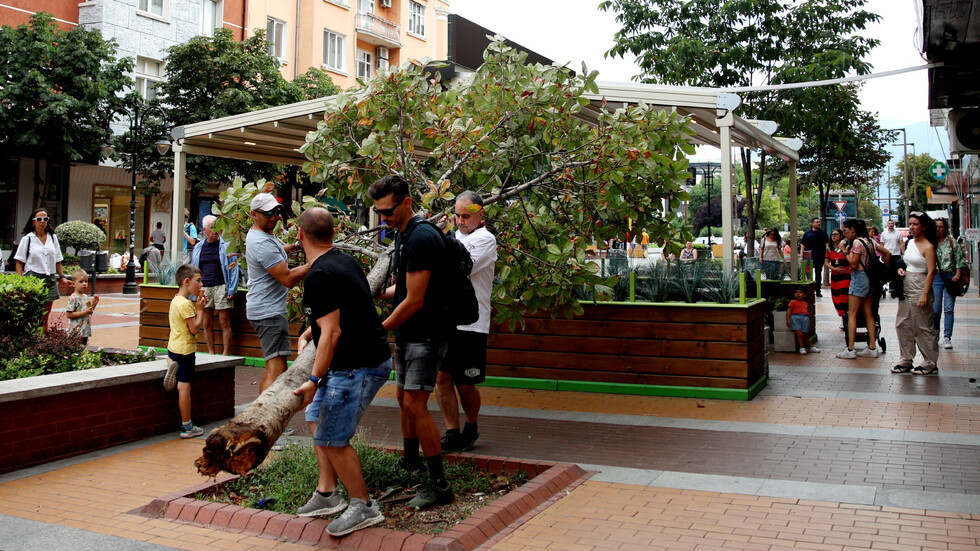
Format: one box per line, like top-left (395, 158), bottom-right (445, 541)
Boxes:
top-left (308, 374), bottom-right (326, 388)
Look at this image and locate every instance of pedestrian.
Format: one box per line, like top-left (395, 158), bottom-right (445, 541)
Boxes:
top-left (679, 241), bottom-right (697, 263)
top-left (291, 207), bottom-right (391, 537)
top-left (163, 264), bottom-right (209, 438)
top-left (13, 208), bottom-right (65, 330)
top-left (437, 191), bottom-right (497, 453)
top-left (191, 215), bottom-right (240, 355)
top-left (369, 174), bottom-right (454, 511)
top-left (245, 193), bottom-right (310, 392)
top-left (933, 218), bottom-right (969, 349)
top-left (151, 221), bottom-right (167, 251)
top-left (786, 286), bottom-right (819, 354)
top-left (760, 229), bottom-right (784, 279)
top-left (891, 212), bottom-right (939, 374)
top-left (640, 228), bottom-right (650, 257)
top-left (182, 209), bottom-right (198, 263)
top-left (800, 217), bottom-right (829, 296)
top-left (836, 219), bottom-right (890, 359)
top-left (65, 267), bottom-right (99, 345)
top-left (881, 219), bottom-right (905, 261)
top-left (825, 228), bottom-right (850, 326)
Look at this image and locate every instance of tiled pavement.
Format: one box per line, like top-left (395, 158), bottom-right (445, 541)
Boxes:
top-left (0, 293), bottom-right (978, 550)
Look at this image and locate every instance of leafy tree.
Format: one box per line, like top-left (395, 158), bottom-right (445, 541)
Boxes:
top-left (857, 199), bottom-right (881, 224)
top-left (0, 12), bottom-right (132, 207)
top-left (887, 152), bottom-right (940, 221)
top-left (600, 0), bottom-right (886, 255)
top-left (299, 40), bottom-right (695, 327)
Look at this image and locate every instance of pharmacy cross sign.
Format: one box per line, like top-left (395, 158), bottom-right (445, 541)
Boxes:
top-left (929, 161), bottom-right (948, 181)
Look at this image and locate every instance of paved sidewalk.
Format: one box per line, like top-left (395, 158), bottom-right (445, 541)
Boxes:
top-left (0, 294), bottom-right (977, 549)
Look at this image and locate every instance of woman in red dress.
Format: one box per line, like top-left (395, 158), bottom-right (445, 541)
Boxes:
top-left (825, 228), bottom-right (850, 324)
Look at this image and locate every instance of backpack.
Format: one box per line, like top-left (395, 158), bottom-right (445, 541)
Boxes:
top-left (405, 218), bottom-right (480, 327)
top-left (859, 238), bottom-right (888, 290)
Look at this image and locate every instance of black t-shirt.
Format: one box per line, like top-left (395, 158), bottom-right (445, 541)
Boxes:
top-left (393, 216), bottom-right (446, 342)
top-left (801, 229), bottom-right (829, 258)
top-left (303, 248), bottom-right (391, 371)
top-left (200, 240), bottom-right (223, 286)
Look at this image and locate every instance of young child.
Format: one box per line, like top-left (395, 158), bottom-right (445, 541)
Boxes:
top-left (787, 287), bottom-right (820, 354)
top-left (165, 264), bottom-right (209, 439)
top-left (65, 268), bottom-right (99, 344)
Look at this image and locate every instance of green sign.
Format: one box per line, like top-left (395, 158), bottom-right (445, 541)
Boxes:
top-left (929, 161), bottom-right (948, 181)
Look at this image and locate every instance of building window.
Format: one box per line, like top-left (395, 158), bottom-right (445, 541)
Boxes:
top-left (138, 0), bottom-right (166, 18)
top-left (356, 50), bottom-right (372, 80)
top-left (357, 0), bottom-right (374, 14)
top-left (135, 57), bottom-right (165, 101)
top-left (323, 30), bottom-right (346, 72)
top-left (201, 0), bottom-right (221, 36)
top-left (408, 1), bottom-right (425, 38)
top-left (267, 17), bottom-right (285, 60)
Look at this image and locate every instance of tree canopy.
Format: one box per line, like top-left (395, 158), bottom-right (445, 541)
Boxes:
top-left (299, 39), bottom-right (696, 326)
top-left (887, 152), bottom-right (940, 221)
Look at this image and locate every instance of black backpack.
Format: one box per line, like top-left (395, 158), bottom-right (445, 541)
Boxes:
top-left (405, 218), bottom-right (480, 327)
top-left (859, 238), bottom-right (888, 290)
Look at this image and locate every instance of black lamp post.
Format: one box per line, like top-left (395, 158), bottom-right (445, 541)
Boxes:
top-left (101, 98), bottom-right (170, 295)
top-left (689, 164), bottom-right (722, 246)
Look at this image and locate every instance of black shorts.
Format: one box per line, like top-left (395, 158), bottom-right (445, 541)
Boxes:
top-left (440, 330), bottom-right (488, 385)
top-left (168, 351), bottom-right (196, 383)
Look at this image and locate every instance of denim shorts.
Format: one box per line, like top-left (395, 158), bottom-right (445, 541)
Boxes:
top-left (305, 358), bottom-right (392, 447)
top-left (790, 313), bottom-right (809, 333)
top-left (394, 339), bottom-right (449, 392)
top-left (849, 270), bottom-right (870, 298)
top-left (167, 351), bottom-right (196, 383)
top-left (249, 315), bottom-right (292, 360)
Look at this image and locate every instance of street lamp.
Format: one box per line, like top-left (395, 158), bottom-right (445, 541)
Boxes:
top-left (690, 163), bottom-right (722, 245)
top-left (101, 97), bottom-right (170, 295)
top-left (888, 128), bottom-right (910, 225)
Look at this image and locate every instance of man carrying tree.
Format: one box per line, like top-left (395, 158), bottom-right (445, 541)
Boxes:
top-left (292, 207), bottom-right (391, 537)
top-left (369, 174), bottom-right (454, 510)
top-left (437, 191), bottom-right (497, 452)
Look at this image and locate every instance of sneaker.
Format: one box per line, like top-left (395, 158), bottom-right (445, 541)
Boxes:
top-left (857, 347), bottom-right (880, 358)
top-left (942, 338), bottom-right (952, 349)
top-left (836, 349), bottom-right (857, 359)
top-left (815, 291), bottom-right (823, 297)
top-left (799, 348), bottom-right (808, 355)
top-left (891, 364), bottom-right (913, 373)
top-left (326, 498), bottom-right (384, 537)
top-left (297, 490), bottom-right (346, 517)
top-left (808, 346), bottom-right (820, 353)
top-left (457, 429), bottom-right (479, 451)
top-left (180, 425), bottom-right (204, 439)
top-left (441, 430), bottom-right (463, 452)
top-left (163, 360), bottom-right (179, 391)
top-left (911, 365), bottom-right (939, 375)
top-left (406, 479), bottom-right (454, 511)
top-left (283, 427), bottom-right (295, 436)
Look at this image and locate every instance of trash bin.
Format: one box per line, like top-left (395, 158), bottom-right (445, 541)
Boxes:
top-left (96, 250), bottom-right (109, 272)
top-left (80, 249), bottom-right (95, 272)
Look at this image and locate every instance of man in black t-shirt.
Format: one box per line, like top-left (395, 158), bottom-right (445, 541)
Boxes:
top-left (292, 207), bottom-right (392, 537)
top-left (800, 217), bottom-right (830, 296)
top-left (369, 174), bottom-right (454, 511)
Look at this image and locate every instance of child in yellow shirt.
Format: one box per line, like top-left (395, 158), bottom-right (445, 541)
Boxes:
top-left (165, 264), bottom-right (208, 438)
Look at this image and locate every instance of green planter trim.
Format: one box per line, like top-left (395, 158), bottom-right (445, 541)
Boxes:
top-left (587, 298), bottom-right (765, 308)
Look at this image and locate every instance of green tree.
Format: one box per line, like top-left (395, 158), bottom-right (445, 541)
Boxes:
top-left (299, 40), bottom-right (695, 327)
top-left (0, 12), bottom-right (133, 207)
top-left (600, 0), bottom-right (885, 255)
top-left (857, 199), bottom-right (882, 224)
top-left (888, 153), bottom-right (940, 221)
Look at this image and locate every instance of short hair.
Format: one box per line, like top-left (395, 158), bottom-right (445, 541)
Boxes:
top-left (456, 190), bottom-right (484, 208)
top-left (175, 264), bottom-right (201, 287)
top-left (156, 222), bottom-right (163, 228)
top-left (202, 215), bottom-right (217, 230)
top-left (794, 286), bottom-right (806, 294)
top-left (71, 267), bottom-right (88, 281)
top-left (810, 217), bottom-right (820, 224)
top-left (298, 206), bottom-right (335, 243)
top-left (368, 174), bottom-right (410, 203)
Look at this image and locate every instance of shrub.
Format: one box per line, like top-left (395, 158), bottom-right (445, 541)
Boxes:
top-left (0, 273), bottom-right (47, 337)
top-left (56, 220), bottom-right (106, 253)
top-left (0, 328), bottom-right (155, 380)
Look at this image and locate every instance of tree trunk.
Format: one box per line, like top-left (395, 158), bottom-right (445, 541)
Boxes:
top-left (195, 344), bottom-right (315, 477)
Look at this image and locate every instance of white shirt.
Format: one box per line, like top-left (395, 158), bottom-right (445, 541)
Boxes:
top-left (13, 232), bottom-right (63, 275)
top-left (455, 225), bottom-right (497, 334)
top-left (881, 228), bottom-right (903, 256)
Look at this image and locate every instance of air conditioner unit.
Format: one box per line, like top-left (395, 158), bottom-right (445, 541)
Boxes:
top-left (379, 0), bottom-right (391, 7)
top-left (377, 58), bottom-right (389, 71)
top-left (949, 109), bottom-right (980, 154)
top-left (376, 46), bottom-right (389, 60)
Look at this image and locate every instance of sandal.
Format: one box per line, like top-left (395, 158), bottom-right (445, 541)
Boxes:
top-left (890, 365), bottom-right (912, 373)
top-left (911, 365), bottom-right (938, 375)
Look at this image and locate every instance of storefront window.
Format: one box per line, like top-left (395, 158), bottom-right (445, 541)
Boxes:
top-left (93, 185), bottom-right (146, 254)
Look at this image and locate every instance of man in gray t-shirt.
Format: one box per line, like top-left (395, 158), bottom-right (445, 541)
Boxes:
top-left (245, 193), bottom-right (310, 392)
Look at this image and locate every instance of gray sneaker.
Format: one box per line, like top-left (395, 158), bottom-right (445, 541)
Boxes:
top-left (163, 360), bottom-right (179, 391)
top-left (326, 498), bottom-right (384, 536)
top-left (297, 490), bottom-right (346, 517)
top-left (180, 425), bottom-right (203, 439)
top-left (406, 479), bottom-right (454, 510)
top-left (942, 338), bottom-right (952, 349)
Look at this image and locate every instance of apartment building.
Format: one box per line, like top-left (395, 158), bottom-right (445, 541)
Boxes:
top-left (247, 0), bottom-right (449, 89)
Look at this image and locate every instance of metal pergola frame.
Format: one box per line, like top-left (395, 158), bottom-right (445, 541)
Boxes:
top-left (168, 81), bottom-right (803, 275)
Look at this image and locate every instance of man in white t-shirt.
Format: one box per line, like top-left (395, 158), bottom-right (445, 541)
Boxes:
top-left (881, 220), bottom-right (905, 259)
top-left (436, 191), bottom-right (497, 452)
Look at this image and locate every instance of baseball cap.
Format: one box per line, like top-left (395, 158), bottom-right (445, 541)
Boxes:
top-left (251, 193), bottom-right (281, 213)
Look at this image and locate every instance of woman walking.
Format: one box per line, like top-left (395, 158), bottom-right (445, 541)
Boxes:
top-left (825, 228), bottom-right (850, 326)
top-left (932, 218), bottom-right (968, 350)
top-left (760, 229), bottom-right (784, 279)
top-left (891, 212), bottom-right (939, 375)
top-left (13, 208), bottom-right (65, 330)
top-left (836, 219), bottom-right (890, 359)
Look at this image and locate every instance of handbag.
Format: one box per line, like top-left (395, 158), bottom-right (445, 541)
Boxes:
top-left (940, 271), bottom-right (969, 297)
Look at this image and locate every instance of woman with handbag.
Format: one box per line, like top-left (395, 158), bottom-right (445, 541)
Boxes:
top-left (932, 218), bottom-right (969, 349)
top-left (760, 229), bottom-right (784, 280)
top-left (13, 208), bottom-right (65, 331)
top-left (891, 212), bottom-right (939, 375)
top-left (825, 228), bottom-right (850, 327)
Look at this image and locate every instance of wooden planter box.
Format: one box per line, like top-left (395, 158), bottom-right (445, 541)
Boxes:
top-left (0, 354), bottom-right (240, 474)
top-left (487, 300), bottom-right (768, 401)
top-left (138, 284), bottom-right (303, 361)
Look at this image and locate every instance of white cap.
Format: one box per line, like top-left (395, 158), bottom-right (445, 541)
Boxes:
top-left (250, 193), bottom-right (280, 212)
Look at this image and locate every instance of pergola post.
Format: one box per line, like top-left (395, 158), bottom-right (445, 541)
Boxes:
top-left (717, 110), bottom-right (735, 272)
top-left (170, 145), bottom-right (187, 264)
top-left (789, 161), bottom-right (799, 281)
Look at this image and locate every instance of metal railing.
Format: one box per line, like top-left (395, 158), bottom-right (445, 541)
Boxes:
top-left (355, 11), bottom-right (400, 43)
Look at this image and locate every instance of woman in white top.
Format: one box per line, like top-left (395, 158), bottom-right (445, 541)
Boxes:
top-left (759, 229), bottom-right (784, 278)
top-left (14, 208), bottom-right (65, 330)
top-left (891, 212), bottom-right (939, 375)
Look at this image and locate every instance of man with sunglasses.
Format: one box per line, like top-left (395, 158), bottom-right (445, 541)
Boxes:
top-left (368, 174), bottom-right (454, 511)
top-left (246, 193), bottom-right (310, 393)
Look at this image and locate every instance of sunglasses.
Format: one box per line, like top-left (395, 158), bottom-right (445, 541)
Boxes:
top-left (34, 217), bottom-right (49, 222)
top-left (910, 211), bottom-right (924, 217)
top-left (257, 209), bottom-right (281, 218)
top-left (372, 203), bottom-right (400, 217)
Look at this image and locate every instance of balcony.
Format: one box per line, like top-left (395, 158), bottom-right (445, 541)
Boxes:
top-left (355, 11), bottom-right (402, 49)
